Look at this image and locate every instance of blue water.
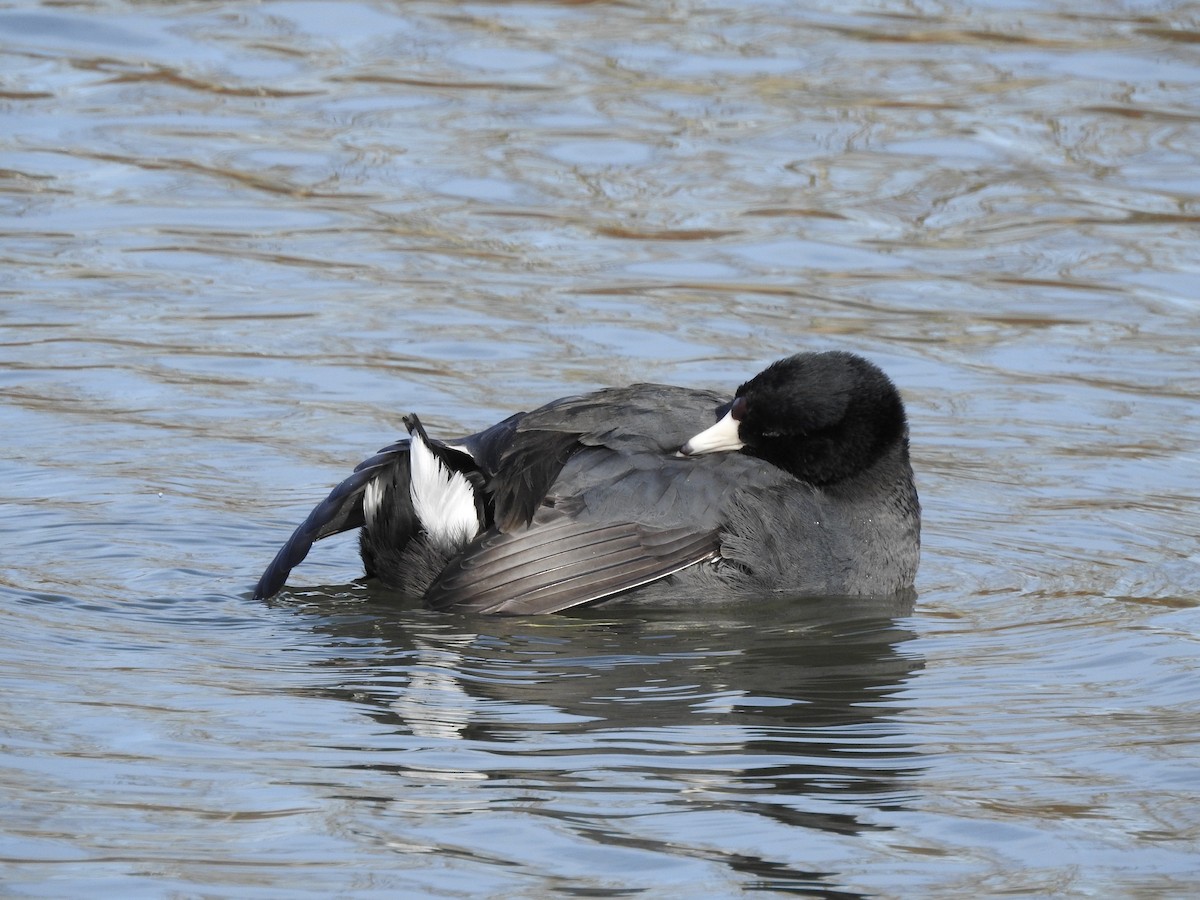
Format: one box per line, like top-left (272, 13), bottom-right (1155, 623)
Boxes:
top-left (3, 0), bottom-right (1199, 895)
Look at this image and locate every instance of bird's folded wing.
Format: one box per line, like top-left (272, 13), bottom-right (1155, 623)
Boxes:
top-left (253, 444), bottom-right (409, 601)
top-left (423, 514), bottom-right (719, 615)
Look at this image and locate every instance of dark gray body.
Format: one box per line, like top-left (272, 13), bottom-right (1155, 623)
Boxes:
top-left (518, 385), bottom-right (920, 605)
top-left (254, 378), bottom-right (920, 614)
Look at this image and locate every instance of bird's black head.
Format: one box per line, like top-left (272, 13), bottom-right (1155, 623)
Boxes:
top-left (684, 351), bottom-right (908, 486)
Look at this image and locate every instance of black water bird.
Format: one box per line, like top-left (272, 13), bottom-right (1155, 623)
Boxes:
top-left (253, 351), bottom-right (920, 614)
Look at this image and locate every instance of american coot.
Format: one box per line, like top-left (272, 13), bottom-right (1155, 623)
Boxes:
top-left (253, 351), bottom-right (920, 613)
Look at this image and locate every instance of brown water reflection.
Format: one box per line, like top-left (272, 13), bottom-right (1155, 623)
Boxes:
top-left (287, 592), bottom-right (920, 895)
top-left (2, 0), bottom-right (1199, 896)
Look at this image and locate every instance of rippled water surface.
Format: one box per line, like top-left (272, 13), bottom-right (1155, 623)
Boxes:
top-left (3, 0), bottom-right (1200, 895)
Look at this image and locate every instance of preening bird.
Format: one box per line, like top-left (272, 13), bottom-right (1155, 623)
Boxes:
top-left (253, 351), bottom-right (920, 614)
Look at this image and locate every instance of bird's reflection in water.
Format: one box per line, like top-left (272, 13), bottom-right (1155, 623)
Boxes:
top-left (283, 587), bottom-right (923, 896)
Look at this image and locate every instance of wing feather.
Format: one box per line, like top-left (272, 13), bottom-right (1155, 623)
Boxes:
top-left (424, 514), bottom-right (719, 615)
top-left (253, 444), bottom-right (409, 601)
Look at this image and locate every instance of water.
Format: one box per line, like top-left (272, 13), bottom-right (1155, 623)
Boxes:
top-left (3, 0), bottom-right (1200, 895)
